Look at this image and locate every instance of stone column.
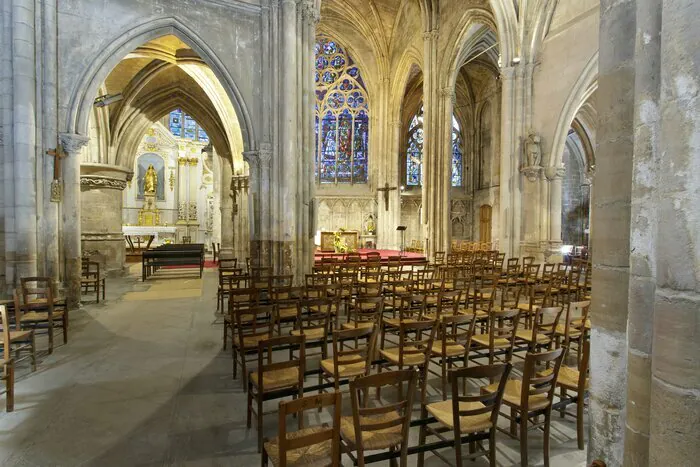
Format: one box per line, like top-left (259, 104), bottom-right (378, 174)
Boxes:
top-left (649, 0), bottom-right (700, 463)
top-left (421, 28), bottom-right (439, 258)
top-left (588, 0), bottom-right (636, 463)
top-left (219, 159), bottom-right (234, 256)
top-left (625, 0), bottom-right (661, 463)
top-left (545, 165), bottom-right (565, 252)
top-left (498, 67), bottom-right (517, 257)
top-left (60, 133), bottom-right (89, 309)
top-left (377, 120), bottom-right (402, 250)
top-left (12, 0), bottom-right (38, 280)
top-left (279, 0), bottom-right (298, 277)
top-left (233, 172), bottom-right (250, 262)
top-left (80, 164), bottom-right (129, 275)
top-left (2, 0), bottom-right (16, 291)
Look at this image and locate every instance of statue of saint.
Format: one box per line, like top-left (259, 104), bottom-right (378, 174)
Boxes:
top-left (525, 132), bottom-right (542, 167)
top-left (144, 164), bottom-right (158, 195)
top-left (366, 215), bottom-right (376, 235)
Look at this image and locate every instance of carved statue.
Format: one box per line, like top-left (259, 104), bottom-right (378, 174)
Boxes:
top-left (365, 215), bottom-right (376, 235)
top-left (525, 132), bottom-right (542, 167)
top-left (144, 164), bottom-right (158, 194)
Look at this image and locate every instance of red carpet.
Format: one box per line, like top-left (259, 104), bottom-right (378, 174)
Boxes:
top-left (315, 249), bottom-right (425, 263)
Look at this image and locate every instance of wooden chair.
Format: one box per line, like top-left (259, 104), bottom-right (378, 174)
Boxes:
top-left (0, 306), bottom-right (15, 412)
top-left (515, 306), bottom-right (564, 353)
top-left (223, 286), bottom-right (257, 350)
top-left (248, 335), bottom-right (305, 452)
top-left (471, 308), bottom-right (521, 365)
top-left (80, 260), bottom-right (105, 303)
top-left (483, 347), bottom-right (566, 467)
top-left (378, 319), bottom-right (436, 404)
top-left (380, 293), bottom-right (427, 349)
top-left (430, 313), bottom-right (478, 399)
top-left (217, 270), bottom-right (245, 312)
top-left (342, 296), bottom-right (384, 330)
top-left (8, 291), bottom-right (36, 372)
top-left (555, 300), bottom-right (591, 365)
top-left (19, 277), bottom-right (67, 354)
top-left (340, 369), bottom-right (418, 467)
top-left (271, 286), bottom-right (302, 335)
top-left (292, 298), bottom-right (333, 360)
top-left (321, 325), bottom-right (377, 391)
top-left (233, 302), bottom-right (273, 387)
top-left (418, 363), bottom-right (512, 467)
top-left (541, 340), bottom-right (590, 450)
top-left (262, 391), bottom-right (342, 467)
top-left (219, 256), bottom-right (237, 269)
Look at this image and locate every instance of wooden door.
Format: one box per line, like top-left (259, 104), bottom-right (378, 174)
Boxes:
top-left (479, 204), bottom-right (492, 242)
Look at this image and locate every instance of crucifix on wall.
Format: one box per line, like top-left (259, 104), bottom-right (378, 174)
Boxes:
top-left (46, 142), bottom-right (66, 203)
top-left (377, 182), bottom-right (397, 211)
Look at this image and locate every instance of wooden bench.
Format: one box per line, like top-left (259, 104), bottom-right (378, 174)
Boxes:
top-left (142, 243), bottom-right (205, 281)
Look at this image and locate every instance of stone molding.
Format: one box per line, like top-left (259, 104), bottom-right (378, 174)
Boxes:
top-left (80, 175), bottom-right (128, 191)
top-left (520, 165), bottom-right (543, 182)
top-left (59, 133), bottom-right (89, 154)
top-left (544, 165), bottom-right (566, 181)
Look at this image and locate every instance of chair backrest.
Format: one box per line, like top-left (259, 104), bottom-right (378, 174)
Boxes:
top-left (520, 347), bottom-right (566, 413)
top-left (542, 263), bottom-right (555, 282)
top-left (330, 325), bottom-right (378, 380)
top-left (522, 256), bottom-right (535, 267)
top-left (357, 278), bottom-right (382, 297)
top-left (251, 266), bottom-right (272, 277)
top-left (251, 275), bottom-right (272, 291)
top-left (235, 304), bottom-right (274, 344)
top-left (397, 319), bottom-right (437, 368)
top-left (578, 340), bottom-right (590, 392)
top-left (304, 284), bottom-right (333, 299)
top-left (219, 257), bottom-right (237, 269)
top-left (530, 306), bottom-right (564, 350)
top-left (439, 313), bottom-right (477, 358)
top-left (20, 277), bottom-right (55, 310)
top-left (348, 369), bottom-right (418, 465)
top-left (271, 285), bottom-right (303, 301)
top-left (257, 334), bottom-right (305, 390)
top-left (436, 289), bottom-right (461, 317)
top-left (295, 298), bottom-right (333, 336)
top-left (398, 294), bottom-right (427, 321)
top-left (228, 287), bottom-right (260, 316)
top-left (270, 275), bottom-right (294, 288)
top-left (347, 296), bottom-right (384, 327)
top-left (449, 363), bottom-right (512, 434)
top-left (487, 309), bottom-right (521, 361)
top-left (0, 305), bottom-right (10, 363)
top-left (276, 391), bottom-right (342, 467)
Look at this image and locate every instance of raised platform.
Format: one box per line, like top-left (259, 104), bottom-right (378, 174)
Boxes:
top-left (314, 248), bottom-right (426, 265)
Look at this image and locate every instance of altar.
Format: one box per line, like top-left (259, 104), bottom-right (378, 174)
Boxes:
top-left (123, 225), bottom-right (177, 252)
top-left (319, 230), bottom-right (360, 252)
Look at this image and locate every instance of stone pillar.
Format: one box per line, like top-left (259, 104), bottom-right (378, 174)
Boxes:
top-left (2, 0), bottom-right (16, 291)
top-left (588, 0), bottom-right (636, 463)
top-left (546, 165), bottom-right (565, 248)
top-left (649, 0), bottom-right (700, 463)
top-left (80, 164), bottom-right (129, 275)
top-left (498, 67), bottom-right (517, 257)
top-left (12, 0), bottom-right (38, 280)
top-left (377, 120), bottom-right (402, 250)
top-left (279, 0), bottom-right (298, 276)
top-left (421, 28), bottom-right (439, 258)
top-left (624, 0), bottom-right (661, 463)
top-left (232, 171), bottom-right (250, 262)
top-left (220, 159), bottom-right (234, 256)
top-left (59, 133), bottom-right (89, 309)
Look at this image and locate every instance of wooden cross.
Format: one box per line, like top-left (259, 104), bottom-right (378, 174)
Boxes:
top-left (46, 144), bottom-right (66, 181)
top-left (377, 182), bottom-right (397, 211)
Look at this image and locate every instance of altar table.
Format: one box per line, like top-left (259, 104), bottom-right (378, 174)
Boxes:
top-left (122, 226), bottom-right (177, 252)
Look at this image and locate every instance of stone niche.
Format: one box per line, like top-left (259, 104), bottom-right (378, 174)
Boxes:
top-left (80, 163), bottom-right (131, 275)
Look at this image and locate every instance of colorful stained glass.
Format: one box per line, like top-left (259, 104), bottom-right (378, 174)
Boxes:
top-left (314, 36), bottom-right (369, 184)
top-left (169, 110), bottom-right (182, 136)
top-left (198, 128), bottom-right (209, 143)
top-left (451, 116), bottom-right (462, 187)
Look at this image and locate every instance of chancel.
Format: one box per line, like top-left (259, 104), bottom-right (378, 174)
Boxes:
top-left (0, 1), bottom-right (698, 466)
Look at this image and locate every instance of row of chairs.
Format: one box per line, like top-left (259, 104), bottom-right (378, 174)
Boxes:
top-left (0, 277), bottom-right (70, 411)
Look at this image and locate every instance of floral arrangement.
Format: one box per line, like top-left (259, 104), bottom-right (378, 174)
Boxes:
top-left (333, 229), bottom-right (349, 253)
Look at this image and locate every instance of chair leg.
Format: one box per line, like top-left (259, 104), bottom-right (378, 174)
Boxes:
top-left (520, 414), bottom-right (528, 467)
top-left (223, 325), bottom-right (228, 351)
top-left (261, 446), bottom-right (268, 467)
top-left (441, 357), bottom-right (447, 400)
top-left (417, 424), bottom-right (426, 467)
top-left (232, 346), bottom-right (238, 380)
top-left (63, 314), bottom-right (68, 344)
top-left (544, 412), bottom-right (551, 467)
top-left (30, 332), bottom-right (37, 372)
top-left (489, 429), bottom-right (497, 467)
top-left (5, 362), bottom-right (14, 412)
top-left (48, 321), bottom-right (55, 354)
top-left (577, 396), bottom-right (585, 450)
top-left (257, 395), bottom-right (264, 452)
top-left (246, 387), bottom-right (252, 428)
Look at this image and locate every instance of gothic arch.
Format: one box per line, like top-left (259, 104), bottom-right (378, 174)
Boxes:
top-left (64, 16), bottom-right (256, 153)
top-left (548, 52), bottom-right (598, 169)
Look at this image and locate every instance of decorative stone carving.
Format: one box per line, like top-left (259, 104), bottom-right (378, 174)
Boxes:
top-left (80, 175), bottom-right (128, 191)
top-left (544, 165), bottom-right (566, 181)
top-left (520, 131), bottom-right (544, 182)
top-left (50, 180), bottom-right (62, 202)
top-left (259, 142), bottom-right (273, 167)
top-left (178, 202), bottom-right (187, 221)
top-left (59, 133), bottom-right (89, 155)
top-left (189, 201), bottom-right (197, 219)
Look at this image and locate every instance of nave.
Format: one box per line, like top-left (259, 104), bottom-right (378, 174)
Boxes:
top-left (0, 261), bottom-right (587, 466)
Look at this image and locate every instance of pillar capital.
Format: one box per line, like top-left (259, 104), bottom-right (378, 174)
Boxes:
top-left (59, 133), bottom-right (89, 155)
top-left (544, 165), bottom-right (566, 181)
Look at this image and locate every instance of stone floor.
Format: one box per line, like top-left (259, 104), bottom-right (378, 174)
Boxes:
top-left (0, 266), bottom-right (588, 466)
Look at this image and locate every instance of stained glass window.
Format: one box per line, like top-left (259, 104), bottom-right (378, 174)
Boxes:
top-left (405, 105), bottom-right (463, 187)
top-left (314, 36), bottom-right (369, 184)
top-left (168, 108), bottom-right (209, 142)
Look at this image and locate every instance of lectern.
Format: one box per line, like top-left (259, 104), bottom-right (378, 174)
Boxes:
top-left (396, 226), bottom-right (407, 256)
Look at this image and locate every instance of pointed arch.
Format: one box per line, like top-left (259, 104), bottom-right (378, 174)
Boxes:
top-left (64, 16), bottom-right (255, 153)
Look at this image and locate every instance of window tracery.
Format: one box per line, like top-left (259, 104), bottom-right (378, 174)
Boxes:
top-left (169, 108), bottom-right (209, 143)
top-left (315, 36), bottom-right (369, 184)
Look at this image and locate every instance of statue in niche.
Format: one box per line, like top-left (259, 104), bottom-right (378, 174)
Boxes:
top-left (525, 131), bottom-right (542, 167)
top-left (365, 215), bottom-right (376, 235)
top-left (144, 164), bottom-right (158, 194)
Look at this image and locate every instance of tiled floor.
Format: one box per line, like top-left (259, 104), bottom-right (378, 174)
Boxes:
top-left (0, 268), bottom-right (588, 466)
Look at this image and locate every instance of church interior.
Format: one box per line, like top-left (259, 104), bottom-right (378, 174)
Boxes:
top-left (0, 0), bottom-right (697, 466)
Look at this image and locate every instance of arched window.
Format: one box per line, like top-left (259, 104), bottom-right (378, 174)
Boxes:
top-left (169, 108), bottom-right (209, 143)
top-left (405, 105), bottom-right (463, 187)
top-left (315, 36), bottom-right (369, 184)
